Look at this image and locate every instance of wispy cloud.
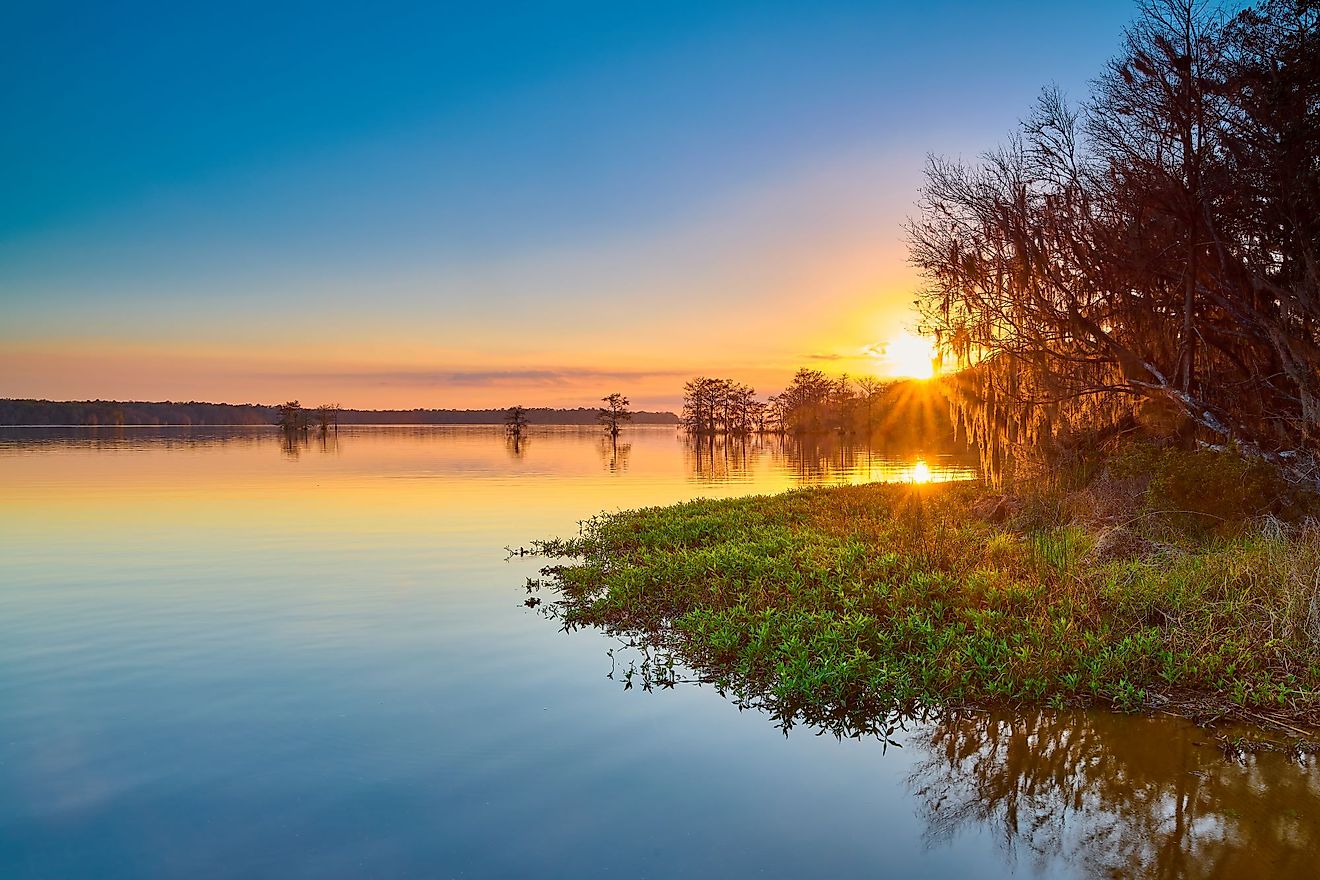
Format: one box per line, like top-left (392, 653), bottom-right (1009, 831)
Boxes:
top-left (805, 344), bottom-right (886, 363)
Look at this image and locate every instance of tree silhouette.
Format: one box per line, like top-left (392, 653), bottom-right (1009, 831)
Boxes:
top-left (504, 405), bottom-right (529, 440)
top-left (313, 403), bottom-right (340, 435)
top-left (597, 393), bottom-right (633, 438)
top-left (679, 370), bottom-right (956, 447)
top-left (276, 401), bottom-right (307, 434)
top-left (908, 0), bottom-right (1320, 481)
top-left (855, 376), bottom-right (883, 438)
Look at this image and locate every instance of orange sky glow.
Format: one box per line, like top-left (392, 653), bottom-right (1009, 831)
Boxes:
top-left (1, 4), bottom-right (1132, 412)
top-left (2, 159), bottom-right (936, 411)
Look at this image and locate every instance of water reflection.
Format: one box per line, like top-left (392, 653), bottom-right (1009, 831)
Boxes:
top-left (682, 433), bottom-right (976, 485)
top-left (908, 459), bottom-right (932, 483)
top-left (0, 424), bottom-right (271, 454)
top-left (579, 637), bottom-right (1320, 879)
top-left (911, 709), bottom-right (1320, 879)
top-left (278, 427), bottom-right (342, 458)
top-left (597, 437), bottom-right (632, 473)
top-left (685, 434), bottom-right (758, 482)
top-left (506, 433), bottom-right (529, 459)
top-left (0, 426), bottom-right (974, 487)
top-left (3, 425), bottom-right (1314, 879)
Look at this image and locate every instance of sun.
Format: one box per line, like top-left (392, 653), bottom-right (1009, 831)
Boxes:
top-left (874, 331), bottom-right (938, 380)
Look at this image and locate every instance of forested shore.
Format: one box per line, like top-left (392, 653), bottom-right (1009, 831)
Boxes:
top-left (679, 372), bottom-right (957, 447)
top-left (908, 0), bottom-right (1320, 485)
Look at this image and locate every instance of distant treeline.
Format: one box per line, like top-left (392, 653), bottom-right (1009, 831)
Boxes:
top-left (0, 399), bottom-right (679, 427)
top-left (681, 371), bottom-right (962, 449)
top-left (335, 407), bottom-right (678, 426)
top-left (0, 399), bottom-right (275, 426)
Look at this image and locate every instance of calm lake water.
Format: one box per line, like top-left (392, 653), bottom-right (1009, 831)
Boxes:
top-left (1, 425), bottom-right (1315, 878)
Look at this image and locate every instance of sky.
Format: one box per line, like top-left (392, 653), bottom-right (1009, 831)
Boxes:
top-left (1, 0), bottom-right (1139, 411)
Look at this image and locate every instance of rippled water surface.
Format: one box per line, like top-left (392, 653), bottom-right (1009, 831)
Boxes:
top-left (1, 426), bottom-right (1314, 878)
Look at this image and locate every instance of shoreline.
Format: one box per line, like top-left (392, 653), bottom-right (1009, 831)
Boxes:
top-left (531, 479), bottom-right (1320, 741)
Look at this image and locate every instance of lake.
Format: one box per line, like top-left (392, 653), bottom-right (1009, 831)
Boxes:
top-left (1, 425), bottom-right (1315, 878)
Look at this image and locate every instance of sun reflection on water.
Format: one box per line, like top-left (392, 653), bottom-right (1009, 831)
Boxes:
top-left (907, 460), bottom-right (932, 483)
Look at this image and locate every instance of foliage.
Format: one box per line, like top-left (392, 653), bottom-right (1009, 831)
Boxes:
top-left (1106, 442), bottom-right (1312, 531)
top-left (0, 398), bottom-right (279, 426)
top-left (910, 0), bottom-right (1320, 480)
top-left (534, 476), bottom-right (1320, 728)
top-left (681, 371), bottom-right (959, 446)
top-left (276, 400), bottom-right (308, 433)
top-left (504, 404), bottom-right (530, 438)
top-left (313, 402), bottom-right (341, 433)
top-left (681, 377), bottom-right (764, 435)
top-left (597, 393), bottom-right (633, 437)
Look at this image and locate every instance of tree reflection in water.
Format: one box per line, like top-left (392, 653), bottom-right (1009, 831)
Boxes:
top-left (505, 433), bottom-right (528, 459)
top-left (910, 708), bottom-right (1320, 879)
top-left (682, 434), bottom-right (976, 485)
top-left (684, 434), bottom-right (761, 483)
top-left (279, 428), bottom-right (340, 458)
top-left (597, 437), bottom-right (631, 473)
top-left (561, 634), bottom-right (1319, 879)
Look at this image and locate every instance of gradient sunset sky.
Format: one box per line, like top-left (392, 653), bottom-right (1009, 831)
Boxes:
top-left (3, 1), bottom-right (1135, 410)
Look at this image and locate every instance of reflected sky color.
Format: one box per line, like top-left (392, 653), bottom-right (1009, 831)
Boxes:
top-left (1, 427), bottom-right (1314, 878)
top-left (1, 1), bottom-right (1137, 409)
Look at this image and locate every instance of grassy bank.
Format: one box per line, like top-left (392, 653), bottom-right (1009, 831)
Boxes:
top-left (533, 463), bottom-right (1320, 734)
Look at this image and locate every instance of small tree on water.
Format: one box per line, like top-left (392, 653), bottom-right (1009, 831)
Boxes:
top-left (277, 401), bottom-right (308, 434)
top-left (855, 377), bottom-right (882, 439)
top-left (505, 405), bottom-right (530, 440)
top-left (598, 393), bottom-right (632, 438)
top-left (314, 403), bottom-right (340, 434)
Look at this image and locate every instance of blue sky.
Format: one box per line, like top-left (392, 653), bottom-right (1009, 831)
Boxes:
top-left (2, 0), bottom-right (1139, 408)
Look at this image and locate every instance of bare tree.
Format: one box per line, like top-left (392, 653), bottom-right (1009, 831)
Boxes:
top-left (855, 376), bottom-right (884, 438)
top-left (314, 403), bottom-right (340, 435)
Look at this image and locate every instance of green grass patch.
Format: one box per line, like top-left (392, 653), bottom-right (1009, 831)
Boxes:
top-left (533, 481), bottom-right (1320, 731)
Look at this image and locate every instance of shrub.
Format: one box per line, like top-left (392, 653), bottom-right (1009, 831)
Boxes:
top-left (1108, 443), bottom-right (1296, 533)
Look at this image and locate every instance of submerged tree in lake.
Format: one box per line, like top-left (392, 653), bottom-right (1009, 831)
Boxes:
top-left (680, 370), bottom-right (957, 448)
top-left (597, 393), bottom-right (633, 438)
top-left (680, 378), bottom-right (757, 436)
top-left (856, 376), bottom-right (883, 438)
top-left (276, 402), bottom-right (341, 457)
top-left (682, 372), bottom-right (832, 436)
top-left (313, 403), bottom-right (340, 435)
top-left (908, 0), bottom-right (1320, 483)
top-left (504, 406), bottom-right (531, 457)
top-left (505, 405), bottom-right (530, 447)
top-left (276, 401), bottom-right (308, 434)
top-left (777, 369), bottom-right (834, 434)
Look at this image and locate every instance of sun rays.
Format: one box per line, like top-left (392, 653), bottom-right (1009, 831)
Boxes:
top-left (869, 331), bottom-right (938, 380)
